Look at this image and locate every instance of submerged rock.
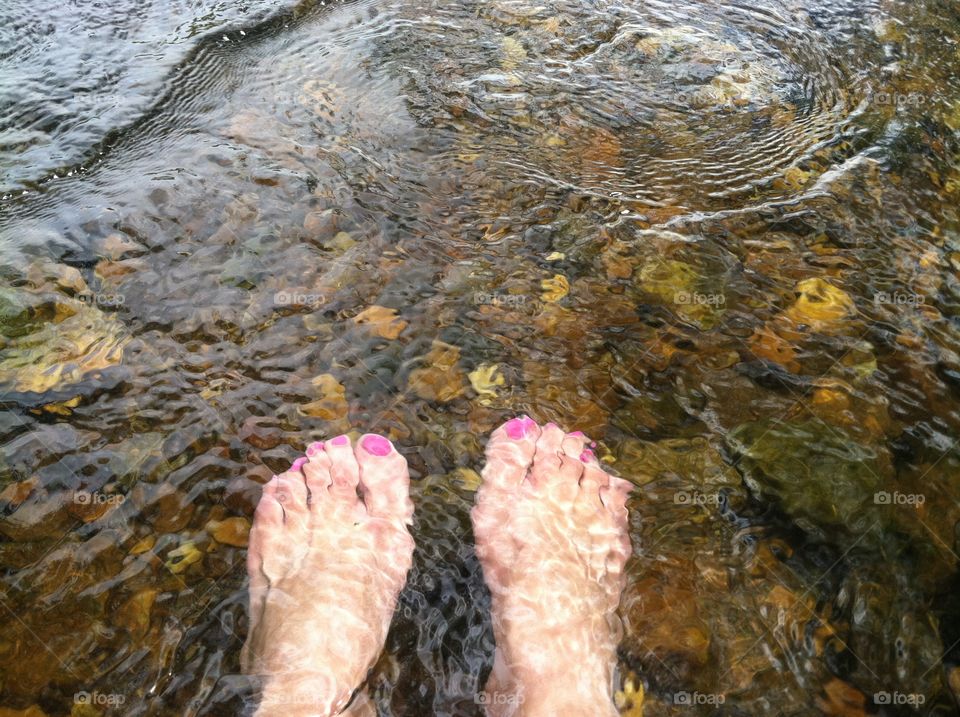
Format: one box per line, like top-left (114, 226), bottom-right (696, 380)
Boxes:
top-left (299, 373), bottom-right (349, 420)
top-left (204, 517), bottom-right (250, 547)
top-left (0, 296), bottom-right (127, 396)
top-left (468, 363), bottom-right (505, 404)
top-left (728, 418), bottom-right (891, 542)
top-left (407, 341), bottom-right (467, 403)
top-left (353, 305), bottom-right (408, 340)
top-left (785, 277), bottom-right (856, 328)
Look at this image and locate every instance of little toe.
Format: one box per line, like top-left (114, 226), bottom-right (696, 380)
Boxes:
top-left (355, 434), bottom-right (414, 525)
top-left (276, 460), bottom-right (309, 517)
top-left (479, 416), bottom-right (540, 492)
top-left (249, 478), bottom-right (284, 564)
top-left (249, 477), bottom-right (292, 582)
top-left (599, 474), bottom-right (632, 525)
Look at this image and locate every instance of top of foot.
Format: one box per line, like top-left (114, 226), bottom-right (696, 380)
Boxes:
top-left (472, 418), bottom-right (632, 716)
top-left (243, 433), bottom-right (414, 716)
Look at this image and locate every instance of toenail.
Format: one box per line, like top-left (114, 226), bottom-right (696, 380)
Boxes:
top-left (505, 418), bottom-right (527, 440)
top-left (545, 422), bottom-right (558, 429)
top-left (579, 449), bottom-right (594, 462)
top-left (361, 434), bottom-right (392, 456)
top-left (306, 441), bottom-right (324, 456)
top-left (570, 431), bottom-right (585, 437)
top-left (330, 435), bottom-right (349, 446)
top-left (291, 457), bottom-right (307, 471)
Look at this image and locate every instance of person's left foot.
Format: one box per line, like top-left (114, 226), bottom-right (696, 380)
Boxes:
top-left (242, 434), bottom-right (415, 716)
top-left (471, 418), bottom-right (632, 716)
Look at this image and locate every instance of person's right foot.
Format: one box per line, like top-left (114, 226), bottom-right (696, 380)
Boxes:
top-left (471, 418), bottom-right (633, 716)
top-left (242, 434), bottom-right (414, 716)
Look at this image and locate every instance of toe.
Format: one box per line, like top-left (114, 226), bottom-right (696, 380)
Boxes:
top-left (599, 474), bottom-right (632, 526)
top-left (249, 478), bottom-right (289, 582)
top-left (302, 442), bottom-right (334, 503)
top-left (355, 434), bottom-right (414, 525)
top-left (479, 416), bottom-right (540, 492)
top-left (277, 459), bottom-right (309, 518)
top-left (527, 422), bottom-right (567, 488)
top-left (560, 430), bottom-right (589, 460)
top-left (249, 478), bottom-right (284, 566)
top-left (325, 434), bottom-right (362, 501)
top-left (578, 458), bottom-right (610, 500)
top-left (253, 476), bottom-right (284, 524)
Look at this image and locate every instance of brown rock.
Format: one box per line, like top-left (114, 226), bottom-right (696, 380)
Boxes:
top-left (304, 209), bottom-right (338, 236)
top-left (814, 678), bottom-right (867, 717)
top-left (239, 416), bottom-right (283, 450)
top-left (407, 341), bottom-right (466, 402)
top-left (205, 517), bottom-right (251, 547)
top-left (0, 706), bottom-right (48, 717)
top-left (148, 486), bottom-right (195, 533)
top-left (224, 476), bottom-right (262, 515)
top-left (115, 588), bottom-right (158, 638)
top-left (299, 374), bottom-right (349, 420)
top-left (98, 233), bottom-right (145, 260)
top-left (95, 259), bottom-right (143, 279)
top-left (0, 477), bottom-right (38, 509)
top-left (353, 305), bottom-right (408, 340)
top-left (0, 494), bottom-right (75, 542)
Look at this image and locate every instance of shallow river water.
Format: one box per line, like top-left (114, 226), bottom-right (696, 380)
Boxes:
top-left (2, 0), bottom-right (960, 714)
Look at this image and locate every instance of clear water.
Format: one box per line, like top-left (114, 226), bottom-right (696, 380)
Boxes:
top-left (1, 0), bottom-right (960, 714)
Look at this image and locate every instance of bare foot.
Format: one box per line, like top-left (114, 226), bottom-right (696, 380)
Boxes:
top-left (242, 434), bottom-right (415, 716)
top-left (471, 418), bottom-right (632, 716)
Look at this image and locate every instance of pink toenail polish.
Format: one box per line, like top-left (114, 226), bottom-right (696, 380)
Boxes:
top-left (579, 449), bottom-right (594, 462)
top-left (361, 434), bottom-right (392, 456)
top-left (290, 457), bottom-right (307, 471)
top-left (306, 441), bottom-right (324, 456)
top-left (331, 435), bottom-right (349, 446)
top-left (505, 417), bottom-right (526, 440)
top-left (545, 422), bottom-right (558, 429)
top-left (570, 431), bottom-right (585, 437)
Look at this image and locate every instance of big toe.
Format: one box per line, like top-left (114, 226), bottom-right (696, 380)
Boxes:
top-left (355, 434), bottom-right (414, 526)
top-left (479, 416), bottom-right (540, 493)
